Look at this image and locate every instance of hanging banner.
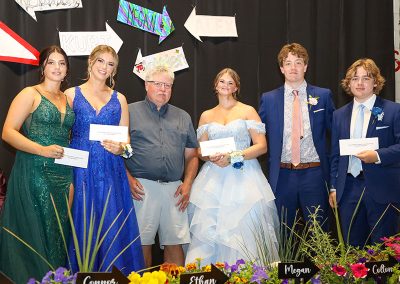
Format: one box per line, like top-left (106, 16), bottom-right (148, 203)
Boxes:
top-left (184, 6), bottom-right (238, 42)
top-left (59, 23), bottom-right (123, 56)
top-left (133, 47), bottom-right (189, 80)
top-left (14, 0), bottom-right (82, 22)
top-left (394, 0), bottom-right (399, 102)
top-left (0, 21), bottom-right (39, 65)
top-left (117, 0), bottom-right (174, 44)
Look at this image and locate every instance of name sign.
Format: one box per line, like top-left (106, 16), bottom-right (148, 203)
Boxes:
top-left (180, 264), bottom-right (228, 284)
top-left (366, 256), bottom-right (397, 278)
top-left (76, 266), bottom-right (129, 284)
top-left (278, 257), bottom-right (320, 282)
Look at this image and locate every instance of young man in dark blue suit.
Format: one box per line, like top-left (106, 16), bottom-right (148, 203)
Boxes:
top-left (330, 58), bottom-right (400, 247)
top-left (259, 43), bottom-right (335, 229)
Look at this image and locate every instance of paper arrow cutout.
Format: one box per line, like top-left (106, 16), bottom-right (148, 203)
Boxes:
top-left (76, 266), bottom-right (129, 284)
top-left (278, 257), bottom-right (320, 282)
top-left (59, 23), bottom-right (123, 56)
top-left (133, 46), bottom-right (189, 80)
top-left (366, 255), bottom-right (397, 278)
top-left (184, 6), bottom-right (238, 42)
top-left (180, 263), bottom-right (229, 284)
top-left (14, 0), bottom-right (82, 22)
top-left (117, 0), bottom-right (174, 44)
top-left (0, 21), bottom-right (39, 65)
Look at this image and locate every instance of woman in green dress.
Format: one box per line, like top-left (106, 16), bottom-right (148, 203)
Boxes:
top-left (0, 46), bottom-right (75, 283)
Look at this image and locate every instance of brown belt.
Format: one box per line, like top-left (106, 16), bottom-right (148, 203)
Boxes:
top-left (280, 162), bottom-right (321, 170)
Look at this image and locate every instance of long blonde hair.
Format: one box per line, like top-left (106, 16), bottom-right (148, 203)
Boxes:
top-left (87, 45), bottom-right (119, 88)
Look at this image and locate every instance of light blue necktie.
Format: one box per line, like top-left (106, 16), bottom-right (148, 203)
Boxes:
top-left (349, 104), bottom-right (365, 177)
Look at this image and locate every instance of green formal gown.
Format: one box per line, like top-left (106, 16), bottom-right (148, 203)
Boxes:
top-left (0, 95), bottom-right (74, 284)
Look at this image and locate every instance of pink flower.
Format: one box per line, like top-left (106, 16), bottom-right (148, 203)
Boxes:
top-left (350, 263), bottom-right (369, 279)
top-left (332, 265), bottom-right (347, 277)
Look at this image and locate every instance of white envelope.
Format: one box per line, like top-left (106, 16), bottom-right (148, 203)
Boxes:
top-left (339, 137), bottom-right (379, 156)
top-left (200, 137), bottom-right (236, 157)
top-left (54, 147), bottom-right (89, 168)
top-left (89, 124), bottom-right (128, 142)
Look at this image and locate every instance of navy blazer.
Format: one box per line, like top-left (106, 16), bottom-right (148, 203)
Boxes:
top-left (259, 84), bottom-right (335, 193)
top-left (330, 96), bottom-right (400, 204)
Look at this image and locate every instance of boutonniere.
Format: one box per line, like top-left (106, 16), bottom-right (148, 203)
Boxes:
top-left (371, 107), bottom-right (384, 123)
top-left (306, 95), bottom-right (319, 109)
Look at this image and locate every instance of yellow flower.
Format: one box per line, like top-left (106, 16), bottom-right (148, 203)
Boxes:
top-left (152, 271), bottom-right (167, 283)
top-left (186, 262), bottom-right (197, 271)
top-left (203, 265), bottom-right (211, 272)
top-left (128, 272), bottom-right (141, 284)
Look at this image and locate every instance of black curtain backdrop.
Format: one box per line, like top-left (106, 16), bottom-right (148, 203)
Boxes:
top-left (0, 0), bottom-right (395, 177)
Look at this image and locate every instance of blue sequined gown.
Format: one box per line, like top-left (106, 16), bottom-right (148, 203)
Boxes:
top-left (68, 86), bottom-right (144, 274)
top-left (186, 120), bottom-right (280, 266)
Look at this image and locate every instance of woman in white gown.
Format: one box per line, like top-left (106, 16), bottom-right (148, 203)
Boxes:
top-left (186, 68), bottom-right (280, 266)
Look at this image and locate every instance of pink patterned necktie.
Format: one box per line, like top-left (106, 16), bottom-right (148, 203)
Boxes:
top-left (291, 90), bottom-right (302, 166)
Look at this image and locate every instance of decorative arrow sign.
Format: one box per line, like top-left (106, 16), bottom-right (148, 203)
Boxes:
top-left (0, 21), bottom-right (39, 65)
top-left (180, 264), bottom-right (229, 284)
top-left (278, 257), bottom-right (320, 282)
top-left (59, 22), bottom-right (123, 56)
top-left (184, 6), bottom-right (238, 42)
top-left (14, 0), bottom-right (82, 22)
top-left (117, 0), bottom-right (174, 44)
top-left (133, 47), bottom-right (189, 80)
top-left (366, 256), bottom-right (397, 278)
top-left (76, 266), bottom-right (129, 284)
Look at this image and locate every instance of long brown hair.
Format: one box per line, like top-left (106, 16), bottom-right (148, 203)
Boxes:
top-left (38, 45), bottom-right (70, 90)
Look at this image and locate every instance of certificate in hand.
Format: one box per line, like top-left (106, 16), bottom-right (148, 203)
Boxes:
top-left (200, 137), bottom-right (236, 157)
top-left (89, 124), bottom-right (128, 142)
top-left (339, 137), bottom-right (379, 156)
top-left (54, 147), bottom-right (89, 168)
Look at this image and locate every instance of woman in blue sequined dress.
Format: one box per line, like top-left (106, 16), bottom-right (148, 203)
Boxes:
top-left (186, 68), bottom-right (280, 266)
top-left (65, 45), bottom-right (144, 274)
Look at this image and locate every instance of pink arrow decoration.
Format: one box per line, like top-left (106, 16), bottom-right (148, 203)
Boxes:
top-left (0, 21), bottom-right (39, 65)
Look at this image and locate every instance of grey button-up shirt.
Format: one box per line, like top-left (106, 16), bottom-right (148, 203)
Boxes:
top-left (125, 97), bottom-right (198, 181)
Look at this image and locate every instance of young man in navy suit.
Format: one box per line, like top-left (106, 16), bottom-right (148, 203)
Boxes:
top-left (330, 58), bottom-right (400, 247)
top-left (259, 43), bottom-right (335, 230)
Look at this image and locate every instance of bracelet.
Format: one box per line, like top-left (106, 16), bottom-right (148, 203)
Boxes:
top-left (229, 150), bottom-right (244, 170)
top-left (120, 143), bottom-right (133, 159)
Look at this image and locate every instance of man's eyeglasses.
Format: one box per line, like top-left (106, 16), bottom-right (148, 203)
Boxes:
top-left (147, 81), bottom-right (173, 90)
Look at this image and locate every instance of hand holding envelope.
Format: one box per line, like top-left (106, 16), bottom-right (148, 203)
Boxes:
top-left (55, 147), bottom-right (89, 168)
top-left (89, 124), bottom-right (129, 142)
top-left (339, 137), bottom-right (379, 157)
top-left (199, 137), bottom-right (236, 157)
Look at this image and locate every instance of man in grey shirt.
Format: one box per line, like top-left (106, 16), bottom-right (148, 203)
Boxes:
top-left (125, 65), bottom-right (199, 267)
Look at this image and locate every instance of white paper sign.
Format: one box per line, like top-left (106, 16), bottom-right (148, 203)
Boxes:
top-left (89, 124), bottom-right (128, 142)
top-left (339, 137), bottom-right (379, 156)
top-left (54, 147), bottom-right (89, 168)
top-left (133, 47), bottom-right (189, 80)
top-left (14, 0), bottom-right (82, 21)
top-left (184, 6), bottom-right (238, 42)
top-left (200, 137), bottom-right (236, 157)
top-left (59, 23), bottom-right (123, 56)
